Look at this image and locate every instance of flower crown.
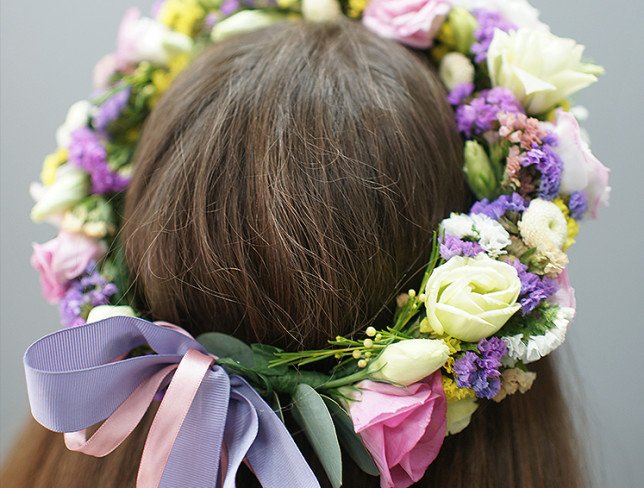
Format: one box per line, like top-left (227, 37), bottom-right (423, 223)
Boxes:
top-left (26, 1), bottom-right (609, 487)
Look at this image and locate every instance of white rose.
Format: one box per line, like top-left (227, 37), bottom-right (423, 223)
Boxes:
top-left (439, 52), bottom-right (475, 91)
top-left (446, 397), bottom-right (478, 435)
top-left (55, 100), bottom-right (92, 149)
top-left (368, 339), bottom-right (449, 386)
top-left (487, 29), bottom-right (604, 114)
top-left (302, 0), bottom-right (342, 22)
top-left (87, 305), bottom-right (137, 323)
top-left (449, 0), bottom-right (548, 30)
top-left (116, 8), bottom-right (192, 68)
top-left (518, 198), bottom-right (567, 250)
top-left (31, 165), bottom-right (89, 223)
top-left (549, 110), bottom-right (611, 218)
top-left (423, 254), bottom-right (521, 342)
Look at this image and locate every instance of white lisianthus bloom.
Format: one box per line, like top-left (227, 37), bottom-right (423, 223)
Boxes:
top-left (487, 29), bottom-right (604, 114)
top-left (503, 306), bottom-right (574, 363)
top-left (549, 110), bottom-right (611, 218)
top-left (449, 0), bottom-right (548, 30)
top-left (440, 213), bottom-right (476, 238)
top-left (518, 198), bottom-right (568, 250)
top-left (31, 165), bottom-right (90, 223)
top-left (439, 52), bottom-right (475, 90)
top-left (302, 0), bottom-right (342, 22)
top-left (368, 339), bottom-right (449, 386)
top-left (55, 100), bottom-right (93, 149)
top-left (423, 255), bottom-right (521, 342)
top-left (87, 305), bottom-right (137, 323)
top-left (471, 214), bottom-right (511, 257)
top-left (116, 8), bottom-right (193, 68)
top-left (446, 397), bottom-right (478, 435)
top-left (440, 213), bottom-right (510, 257)
top-left (211, 10), bottom-right (288, 42)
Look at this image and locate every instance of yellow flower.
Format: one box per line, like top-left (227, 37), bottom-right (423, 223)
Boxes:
top-left (442, 376), bottom-right (475, 401)
top-left (277, 0), bottom-right (300, 8)
top-left (41, 148), bottom-right (68, 186)
top-left (553, 198), bottom-right (580, 250)
top-left (347, 0), bottom-right (367, 18)
top-left (158, 0), bottom-right (205, 37)
top-left (150, 53), bottom-right (191, 106)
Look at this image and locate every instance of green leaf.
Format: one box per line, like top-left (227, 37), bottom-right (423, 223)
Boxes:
top-left (291, 384), bottom-right (343, 488)
top-left (251, 343), bottom-right (287, 374)
top-left (322, 396), bottom-right (379, 477)
top-left (197, 332), bottom-right (255, 368)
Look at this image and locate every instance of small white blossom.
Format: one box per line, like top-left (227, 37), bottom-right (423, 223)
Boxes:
top-left (440, 213), bottom-right (476, 239)
top-left (471, 214), bottom-right (511, 257)
top-left (439, 52), bottom-right (475, 91)
top-left (55, 100), bottom-right (93, 149)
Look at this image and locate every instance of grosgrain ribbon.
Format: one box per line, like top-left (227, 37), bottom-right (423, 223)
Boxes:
top-left (24, 315), bottom-right (320, 488)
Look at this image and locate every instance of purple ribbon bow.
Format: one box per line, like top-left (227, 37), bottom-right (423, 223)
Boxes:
top-left (24, 315), bottom-right (320, 488)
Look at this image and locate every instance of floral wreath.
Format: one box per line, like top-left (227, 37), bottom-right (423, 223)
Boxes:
top-left (26, 1), bottom-right (610, 487)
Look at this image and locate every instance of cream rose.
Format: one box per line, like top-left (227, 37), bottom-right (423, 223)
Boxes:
top-left (487, 28), bottom-right (603, 114)
top-left (423, 254), bottom-right (521, 342)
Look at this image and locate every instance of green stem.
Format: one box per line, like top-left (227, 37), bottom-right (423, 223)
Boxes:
top-left (319, 369), bottom-right (371, 391)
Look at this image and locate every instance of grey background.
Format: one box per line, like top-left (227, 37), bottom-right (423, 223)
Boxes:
top-left (1, 0), bottom-right (643, 485)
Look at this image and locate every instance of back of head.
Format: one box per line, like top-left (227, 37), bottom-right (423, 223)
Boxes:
top-left (123, 19), bottom-right (468, 349)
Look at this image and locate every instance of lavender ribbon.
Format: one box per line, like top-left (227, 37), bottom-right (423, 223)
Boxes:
top-left (24, 315), bottom-right (320, 488)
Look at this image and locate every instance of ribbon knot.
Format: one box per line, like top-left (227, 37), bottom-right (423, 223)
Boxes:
top-left (24, 315), bottom-right (320, 488)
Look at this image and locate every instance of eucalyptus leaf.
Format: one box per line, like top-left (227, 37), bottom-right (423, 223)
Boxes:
top-left (197, 332), bottom-right (255, 368)
top-left (292, 384), bottom-right (343, 488)
top-left (322, 396), bottom-right (379, 477)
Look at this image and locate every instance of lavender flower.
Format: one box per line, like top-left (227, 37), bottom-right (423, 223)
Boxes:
top-left (439, 234), bottom-right (484, 260)
top-left (520, 144), bottom-right (563, 200)
top-left (220, 0), bottom-right (241, 15)
top-left (68, 128), bottom-right (130, 194)
top-left (568, 191), bottom-right (588, 220)
top-left (59, 263), bottom-right (118, 327)
top-left (470, 193), bottom-right (527, 220)
top-left (472, 10), bottom-right (517, 63)
top-left (455, 87), bottom-right (524, 137)
top-left (453, 337), bottom-right (507, 399)
top-left (510, 260), bottom-right (559, 315)
top-left (94, 86), bottom-right (131, 132)
top-left (448, 83), bottom-right (474, 106)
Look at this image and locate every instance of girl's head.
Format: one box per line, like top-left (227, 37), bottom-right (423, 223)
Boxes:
top-left (123, 20), bottom-right (468, 349)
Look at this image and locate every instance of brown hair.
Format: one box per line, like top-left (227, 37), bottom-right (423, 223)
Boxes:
top-left (2, 20), bottom-right (585, 487)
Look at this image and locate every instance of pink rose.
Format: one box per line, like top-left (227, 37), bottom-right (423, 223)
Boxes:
top-left (346, 373), bottom-right (447, 488)
top-left (31, 231), bottom-right (105, 304)
top-left (362, 0), bottom-right (450, 49)
top-left (551, 110), bottom-right (610, 218)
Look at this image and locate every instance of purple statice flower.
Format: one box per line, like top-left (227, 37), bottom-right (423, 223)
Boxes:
top-left (455, 87), bottom-right (524, 138)
top-left (568, 191), bottom-right (588, 220)
top-left (59, 263), bottom-right (118, 327)
top-left (220, 0), bottom-right (241, 15)
top-left (470, 192), bottom-right (527, 220)
top-left (448, 83), bottom-right (474, 106)
top-left (453, 338), bottom-right (507, 399)
top-left (439, 234), bottom-right (484, 260)
top-left (471, 10), bottom-right (517, 63)
top-left (94, 86), bottom-right (131, 132)
top-left (68, 128), bottom-right (130, 194)
top-left (520, 144), bottom-right (563, 200)
top-left (510, 260), bottom-right (559, 315)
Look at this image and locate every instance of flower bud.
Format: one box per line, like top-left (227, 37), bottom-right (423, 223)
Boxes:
top-left (87, 305), bottom-right (136, 323)
top-left (211, 10), bottom-right (287, 42)
top-left (302, 0), bottom-right (342, 22)
top-left (447, 7), bottom-right (477, 54)
top-left (446, 397), bottom-right (478, 435)
top-left (369, 339), bottom-right (449, 387)
top-left (31, 165), bottom-right (89, 223)
top-left (439, 52), bottom-right (475, 91)
top-left (463, 141), bottom-right (498, 200)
